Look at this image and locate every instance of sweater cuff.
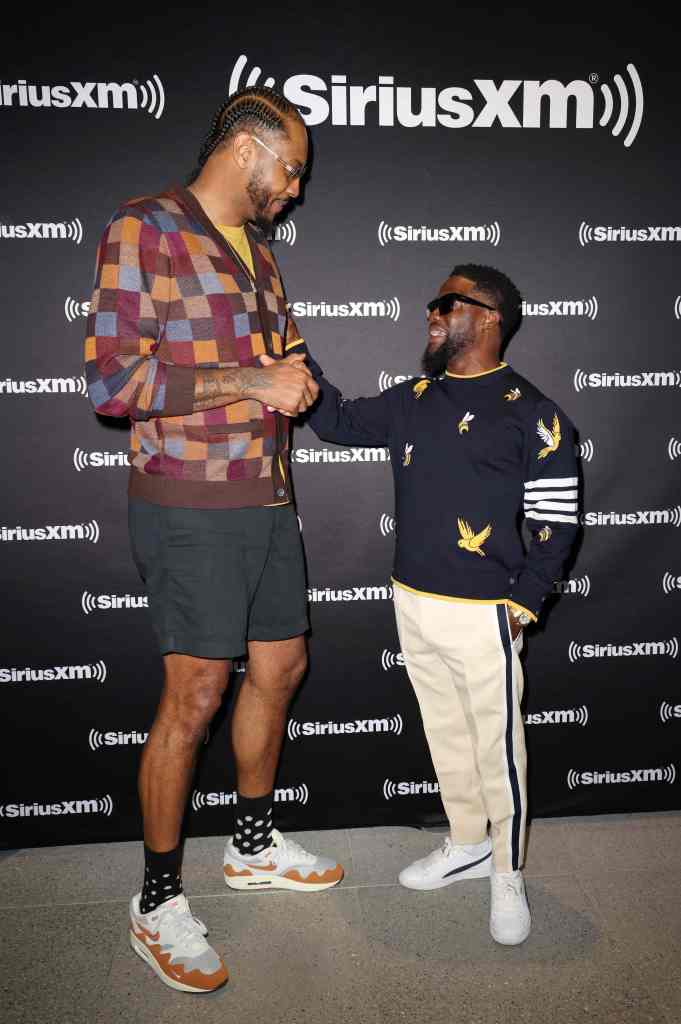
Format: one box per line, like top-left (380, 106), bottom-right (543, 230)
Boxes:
top-left (161, 364), bottom-right (197, 417)
top-left (507, 581), bottom-right (547, 622)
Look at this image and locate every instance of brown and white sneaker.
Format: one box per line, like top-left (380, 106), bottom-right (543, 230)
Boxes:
top-left (223, 828), bottom-right (344, 892)
top-left (129, 893), bottom-right (229, 993)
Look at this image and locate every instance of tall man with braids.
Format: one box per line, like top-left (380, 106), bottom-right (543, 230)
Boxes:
top-left (85, 86), bottom-right (343, 994)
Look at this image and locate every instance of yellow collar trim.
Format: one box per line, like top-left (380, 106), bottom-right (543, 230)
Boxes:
top-left (445, 363), bottom-right (508, 380)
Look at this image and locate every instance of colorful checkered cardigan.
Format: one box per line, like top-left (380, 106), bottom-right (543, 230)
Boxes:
top-left (85, 186), bottom-right (302, 509)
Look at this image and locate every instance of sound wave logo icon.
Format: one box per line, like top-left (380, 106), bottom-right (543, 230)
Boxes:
top-left (379, 514), bottom-right (395, 537)
top-left (576, 439), bottom-right (594, 461)
top-left (64, 297), bottom-right (90, 322)
top-left (674, 296), bottom-right (681, 321)
top-left (378, 371), bottom-right (415, 392)
top-left (228, 54), bottom-right (276, 95)
top-left (660, 702), bottom-right (681, 723)
top-left (383, 779), bottom-right (398, 800)
top-left (668, 438), bottom-right (681, 462)
top-left (597, 64), bottom-right (643, 148)
top-left (82, 591), bottom-right (97, 615)
top-left (381, 649), bottom-right (404, 671)
top-left (137, 75), bottom-right (165, 119)
top-left (663, 573), bottom-right (680, 595)
top-left (377, 221), bottom-right (501, 247)
top-left (275, 221), bottom-right (296, 246)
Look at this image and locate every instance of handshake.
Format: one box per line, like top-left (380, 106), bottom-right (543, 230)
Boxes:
top-left (252, 352), bottom-right (319, 417)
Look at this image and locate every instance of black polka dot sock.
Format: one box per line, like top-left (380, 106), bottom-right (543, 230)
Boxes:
top-left (233, 793), bottom-right (274, 857)
top-left (139, 844), bottom-right (183, 915)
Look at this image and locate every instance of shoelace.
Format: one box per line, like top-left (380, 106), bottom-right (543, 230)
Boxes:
top-left (270, 829), bottom-right (317, 864)
top-left (156, 903), bottom-right (207, 954)
top-left (492, 875), bottom-right (524, 901)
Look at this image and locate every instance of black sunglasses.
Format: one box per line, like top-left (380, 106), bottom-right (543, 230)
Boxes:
top-left (426, 292), bottom-right (497, 317)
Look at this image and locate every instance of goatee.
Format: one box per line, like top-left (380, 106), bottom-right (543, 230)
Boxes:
top-left (421, 335), bottom-right (465, 377)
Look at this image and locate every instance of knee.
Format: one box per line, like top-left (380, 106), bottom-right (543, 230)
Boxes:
top-left (163, 662), bottom-right (229, 736)
top-left (281, 651), bottom-right (307, 694)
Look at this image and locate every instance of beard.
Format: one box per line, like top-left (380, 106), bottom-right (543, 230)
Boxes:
top-left (421, 333), bottom-right (468, 376)
top-left (246, 168), bottom-right (275, 232)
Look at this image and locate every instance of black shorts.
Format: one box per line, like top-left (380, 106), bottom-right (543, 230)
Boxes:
top-left (128, 500), bottom-right (309, 659)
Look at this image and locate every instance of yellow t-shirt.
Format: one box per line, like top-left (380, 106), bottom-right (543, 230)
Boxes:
top-left (218, 224), bottom-right (254, 278)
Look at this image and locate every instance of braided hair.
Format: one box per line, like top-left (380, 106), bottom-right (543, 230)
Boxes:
top-left (186, 86), bottom-right (302, 185)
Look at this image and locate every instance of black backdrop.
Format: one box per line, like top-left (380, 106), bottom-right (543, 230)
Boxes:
top-left (2, 7), bottom-right (680, 847)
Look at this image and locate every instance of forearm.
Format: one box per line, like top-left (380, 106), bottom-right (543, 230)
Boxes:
top-left (192, 366), bottom-right (273, 412)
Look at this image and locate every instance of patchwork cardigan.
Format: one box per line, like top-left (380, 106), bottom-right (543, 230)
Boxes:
top-left (84, 185), bottom-right (300, 508)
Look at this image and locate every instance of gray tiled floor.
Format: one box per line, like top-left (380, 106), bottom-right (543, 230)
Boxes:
top-left (2, 813), bottom-right (680, 1024)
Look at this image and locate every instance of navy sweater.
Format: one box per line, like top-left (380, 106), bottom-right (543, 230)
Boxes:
top-left (301, 355), bottom-right (579, 621)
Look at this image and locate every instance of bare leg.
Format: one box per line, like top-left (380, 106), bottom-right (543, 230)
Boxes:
top-left (231, 636), bottom-right (307, 797)
top-left (139, 654), bottom-right (230, 850)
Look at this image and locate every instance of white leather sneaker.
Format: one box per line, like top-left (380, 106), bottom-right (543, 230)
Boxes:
top-left (399, 836), bottom-right (492, 890)
top-left (490, 870), bottom-right (531, 945)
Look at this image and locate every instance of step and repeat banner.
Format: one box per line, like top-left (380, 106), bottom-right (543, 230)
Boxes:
top-left (1, 10), bottom-right (680, 846)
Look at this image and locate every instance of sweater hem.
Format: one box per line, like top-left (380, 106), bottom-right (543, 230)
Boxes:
top-left (128, 467), bottom-right (289, 509)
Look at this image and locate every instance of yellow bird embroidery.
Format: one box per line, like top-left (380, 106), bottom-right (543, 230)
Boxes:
top-left (504, 387), bottom-right (522, 401)
top-left (457, 518), bottom-right (492, 557)
top-left (413, 379), bottom-right (431, 399)
top-left (537, 413), bottom-right (561, 459)
top-left (403, 442), bottom-right (414, 467)
top-left (458, 411), bottom-right (475, 434)
top-left (538, 526), bottom-right (552, 543)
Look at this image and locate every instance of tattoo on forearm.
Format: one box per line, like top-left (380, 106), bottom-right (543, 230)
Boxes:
top-left (193, 367), bottom-right (272, 412)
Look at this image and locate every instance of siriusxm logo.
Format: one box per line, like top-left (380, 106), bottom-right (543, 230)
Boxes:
top-left (379, 514), bottom-right (395, 538)
top-left (382, 778), bottom-right (439, 800)
top-left (81, 591), bottom-right (148, 615)
top-left (576, 439), bottom-right (594, 462)
top-left (229, 55), bottom-right (643, 147)
top-left (662, 573), bottom-right (681, 594)
top-left (660, 702), bottom-right (681, 723)
top-left (567, 766), bottom-right (676, 788)
top-left (73, 448), bottom-right (130, 471)
top-left (0, 794), bottom-right (114, 818)
top-left (381, 649), bottom-right (405, 670)
top-left (308, 585), bottom-right (393, 603)
top-left (192, 785), bottom-right (308, 810)
top-left (568, 639), bottom-right (678, 663)
top-left (378, 372), bottom-right (418, 392)
top-left (1, 520), bottom-right (100, 543)
top-left (288, 298), bottom-right (400, 320)
top-left (0, 77), bottom-right (165, 117)
top-left (0, 375), bottom-right (87, 396)
top-left (573, 369), bottom-right (681, 391)
top-left (64, 297), bottom-right (91, 322)
top-left (581, 507), bottom-right (681, 528)
top-left (668, 438), bottom-right (681, 461)
top-left (579, 222), bottom-right (681, 245)
top-left (0, 661), bottom-right (107, 684)
top-left (524, 706), bottom-right (588, 726)
top-left (0, 219), bottom-right (83, 244)
top-left (89, 729), bottom-right (148, 750)
top-left (552, 576), bottom-right (591, 597)
top-left (378, 221), bottom-right (500, 246)
top-left (287, 715), bottom-right (403, 740)
top-left (292, 447), bottom-right (389, 465)
top-left (522, 297), bottom-right (598, 319)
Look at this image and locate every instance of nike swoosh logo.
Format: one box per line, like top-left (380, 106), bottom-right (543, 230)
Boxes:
top-left (442, 850), bottom-right (492, 878)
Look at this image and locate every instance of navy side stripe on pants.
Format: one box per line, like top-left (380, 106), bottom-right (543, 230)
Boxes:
top-left (496, 605), bottom-right (522, 870)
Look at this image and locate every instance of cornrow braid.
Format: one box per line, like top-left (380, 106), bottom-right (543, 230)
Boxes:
top-left (186, 86), bottom-right (302, 185)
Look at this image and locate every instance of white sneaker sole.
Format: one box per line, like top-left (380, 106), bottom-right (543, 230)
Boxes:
top-left (224, 868), bottom-right (342, 893)
top-left (129, 929), bottom-right (226, 993)
top-left (399, 852), bottom-right (492, 891)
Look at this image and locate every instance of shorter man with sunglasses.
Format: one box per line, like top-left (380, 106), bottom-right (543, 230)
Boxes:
top-left (275, 264), bottom-right (579, 945)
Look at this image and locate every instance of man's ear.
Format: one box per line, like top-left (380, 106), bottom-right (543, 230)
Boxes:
top-left (232, 131), bottom-right (255, 170)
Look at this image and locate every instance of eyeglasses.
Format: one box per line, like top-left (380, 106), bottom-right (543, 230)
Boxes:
top-left (426, 292), bottom-right (497, 318)
top-left (250, 134), bottom-right (306, 182)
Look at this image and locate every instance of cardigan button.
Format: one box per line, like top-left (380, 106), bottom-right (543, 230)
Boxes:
top-left (276, 488), bottom-right (286, 498)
